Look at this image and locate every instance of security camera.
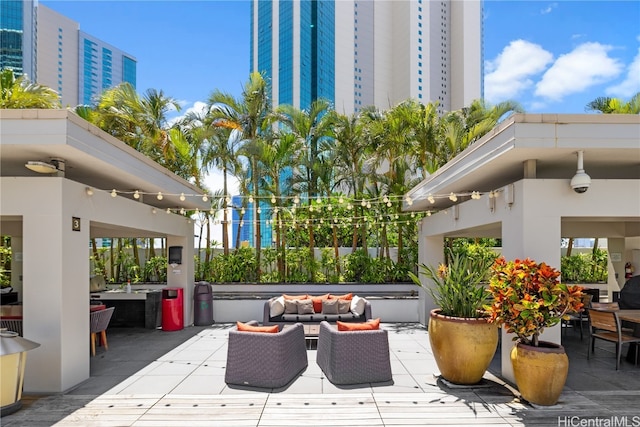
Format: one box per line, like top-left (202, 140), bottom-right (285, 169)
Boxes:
top-left (570, 171), bottom-right (591, 193)
top-left (570, 150), bottom-right (591, 194)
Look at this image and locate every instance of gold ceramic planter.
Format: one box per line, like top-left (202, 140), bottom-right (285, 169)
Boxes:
top-left (510, 341), bottom-right (569, 406)
top-left (428, 309), bottom-right (499, 385)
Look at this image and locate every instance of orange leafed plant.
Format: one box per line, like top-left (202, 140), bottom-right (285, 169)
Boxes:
top-left (485, 257), bottom-right (583, 346)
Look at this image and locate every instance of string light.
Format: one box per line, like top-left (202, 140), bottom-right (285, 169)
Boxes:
top-left (271, 196), bottom-right (276, 204)
top-left (180, 208), bottom-right (186, 215)
top-left (85, 187), bottom-right (94, 196)
top-left (111, 189), bottom-right (117, 198)
top-left (449, 192), bottom-right (457, 202)
top-left (179, 193), bottom-right (186, 201)
top-left (248, 196), bottom-right (254, 203)
top-left (157, 192), bottom-right (163, 200)
top-left (202, 194), bottom-right (208, 202)
top-left (166, 208), bottom-right (171, 214)
top-left (133, 190), bottom-right (140, 199)
top-left (428, 194), bottom-right (435, 204)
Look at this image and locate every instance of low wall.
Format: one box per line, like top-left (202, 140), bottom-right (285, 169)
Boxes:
top-left (208, 283), bottom-right (420, 324)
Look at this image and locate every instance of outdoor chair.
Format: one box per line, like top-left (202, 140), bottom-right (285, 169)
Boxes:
top-left (562, 293), bottom-right (593, 340)
top-left (316, 320), bottom-right (392, 385)
top-left (90, 307), bottom-right (115, 357)
top-left (225, 321), bottom-right (308, 389)
top-left (587, 308), bottom-right (640, 370)
top-left (0, 317), bottom-right (23, 336)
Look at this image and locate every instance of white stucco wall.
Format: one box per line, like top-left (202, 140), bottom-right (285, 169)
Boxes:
top-left (0, 177), bottom-right (195, 393)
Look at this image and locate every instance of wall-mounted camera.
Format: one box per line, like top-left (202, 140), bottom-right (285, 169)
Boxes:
top-left (570, 150), bottom-right (591, 194)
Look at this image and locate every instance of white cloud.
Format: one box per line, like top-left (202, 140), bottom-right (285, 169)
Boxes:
top-left (540, 3), bottom-right (557, 15)
top-left (605, 47), bottom-right (640, 98)
top-left (484, 40), bottom-right (553, 103)
top-left (167, 101), bottom-right (208, 127)
top-left (535, 42), bottom-right (623, 101)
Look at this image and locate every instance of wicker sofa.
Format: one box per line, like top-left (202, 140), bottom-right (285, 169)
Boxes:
top-left (316, 320), bottom-right (392, 385)
top-left (263, 294), bottom-right (372, 326)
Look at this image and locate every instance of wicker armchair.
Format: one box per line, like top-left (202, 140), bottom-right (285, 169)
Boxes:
top-left (316, 320), bottom-right (392, 385)
top-left (225, 322), bottom-right (308, 389)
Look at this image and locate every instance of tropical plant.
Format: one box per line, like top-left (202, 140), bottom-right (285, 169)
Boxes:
top-left (485, 257), bottom-right (584, 346)
top-left (409, 248), bottom-right (496, 318)
top-left (143, 256), bottom-right (167, 282)
top-left (0, 68), bottom-right (60, 109)
top-left (585, 92), bottom-right (640, 114)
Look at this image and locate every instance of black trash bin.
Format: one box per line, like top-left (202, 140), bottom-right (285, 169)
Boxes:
top-left (193, 281), bottom-right (213, 326)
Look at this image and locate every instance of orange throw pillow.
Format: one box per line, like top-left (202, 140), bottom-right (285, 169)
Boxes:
top-left (330, 293), bottom-right (353, 301)
top-left (311, 293), bottom-right (331, 312)
top-left (236, 321), bottom-right (279, 333)
top-left (283, 294), bottom-right (309, 300)
top-left (337, 318), bottom-right (380, 331)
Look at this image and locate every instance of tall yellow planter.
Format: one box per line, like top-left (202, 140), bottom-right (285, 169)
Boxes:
top-left (428, 309), bottom-right (499, 385)
top-left (510, 341), bottom-right (569, 406)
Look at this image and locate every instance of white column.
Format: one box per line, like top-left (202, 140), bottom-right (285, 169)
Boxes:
top-left (499, 186), bottom-right (562, 383)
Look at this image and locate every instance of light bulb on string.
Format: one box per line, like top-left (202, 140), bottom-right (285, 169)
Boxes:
top-left (427, 211), bottom-right (432, 216)
top-left (386, 201), bottom-right (392, 207)
top-left (383, 196), bottom-right (389, 203)
top-left (411, 212), bottom-right (415, 218)
top-left (449, 192), bottom-right (457, 202)
top-left (241, 208), bottom-right (245, 215)
top-left (180, 208), bottom-right (186, 215)
top-left (361, 200), bottom-right (366, 207)
top-left (316, 196), bottom-right (322, 204)
top-left (309, 206), bottom-right (314, 212)
top-left (406, 196), bottom-right (413, 206)
top-left (294, 195), bottom-right (300, 205)
top-left (327, 205), bottom-right (332, 211)
top-left (271, 196), bottom-right (276, 204)
top-left (366, 202), bottom-right (371, 209)
top-left (195, 208), bottom-right (199, 215)
top-left (427, 194), bottom-right (435, 204)
top-left (320, 218), bottom-right (324, 224)
top-left (133, 190), bottom-right (140, 199)
top-left (166, 208), bottom-right (171, 214)
top-left (257, 207), bottom-right (261, 214)
top-left (202, 194), bottom-right (208, 202)
top-left (240, 220), bottom-right (244, 227)
top-left (209, 208), bottom-right (214, 215)
top-left (338, 196), bottom-right (344, 204)
top-left (179, 193), bottom-right (186, 201)
top-left (111, 189), bottom-right (117, 198)
top-left (225, 196), bottom-right (231, 204)
top-left (347, 204), bottom-right (353, 210)
top-left (157, 192), bottom-right (163, 200)
top-left (249, 196), bottom-right (254, 203)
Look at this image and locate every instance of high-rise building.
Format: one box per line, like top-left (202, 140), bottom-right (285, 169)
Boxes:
top-left (0, 0), bottom-right (136, 107)
top-left (250, 0), bottom-right (482, 115)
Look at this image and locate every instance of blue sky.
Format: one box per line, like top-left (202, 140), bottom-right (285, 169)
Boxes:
top-left (42, 0), bottom-right (639, 117)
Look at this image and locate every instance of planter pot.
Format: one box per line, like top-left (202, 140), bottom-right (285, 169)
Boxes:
top-left (510, 341), bottom-right (568, 406)
top-left (428, 309), bottom-right (499, 385)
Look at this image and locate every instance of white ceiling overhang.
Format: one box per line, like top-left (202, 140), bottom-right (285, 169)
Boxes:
top-left (404, 113), bottom-right (640, 212)
top-left (0, 109), bottom-right (210, 211)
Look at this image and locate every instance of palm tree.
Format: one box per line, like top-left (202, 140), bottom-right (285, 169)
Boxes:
top-left (209, 72), bottom-right (271, 279)
top-left (275, 99), bottom-right (335, 268)
top-left (586, 92), bottom-right (640, 114)
top-left (0, 68), bottom-right (60, 109)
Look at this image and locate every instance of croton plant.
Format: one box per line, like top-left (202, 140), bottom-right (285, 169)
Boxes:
top-left (485, 257), bottom-right (584, 347)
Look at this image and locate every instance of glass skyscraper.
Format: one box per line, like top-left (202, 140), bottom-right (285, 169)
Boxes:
top-left (0, 0), bottom-right (136, 107)
top-left (251, 0), bottom-right (482, 115)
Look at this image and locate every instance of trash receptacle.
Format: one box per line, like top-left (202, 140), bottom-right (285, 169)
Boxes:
top-left (162, 287), bottom-right (183, 331)
top-left (194, 281), bottom-right (213, 326)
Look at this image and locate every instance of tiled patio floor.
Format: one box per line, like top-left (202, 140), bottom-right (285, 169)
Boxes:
top-left (2, 323), bottom-right (639, 426)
